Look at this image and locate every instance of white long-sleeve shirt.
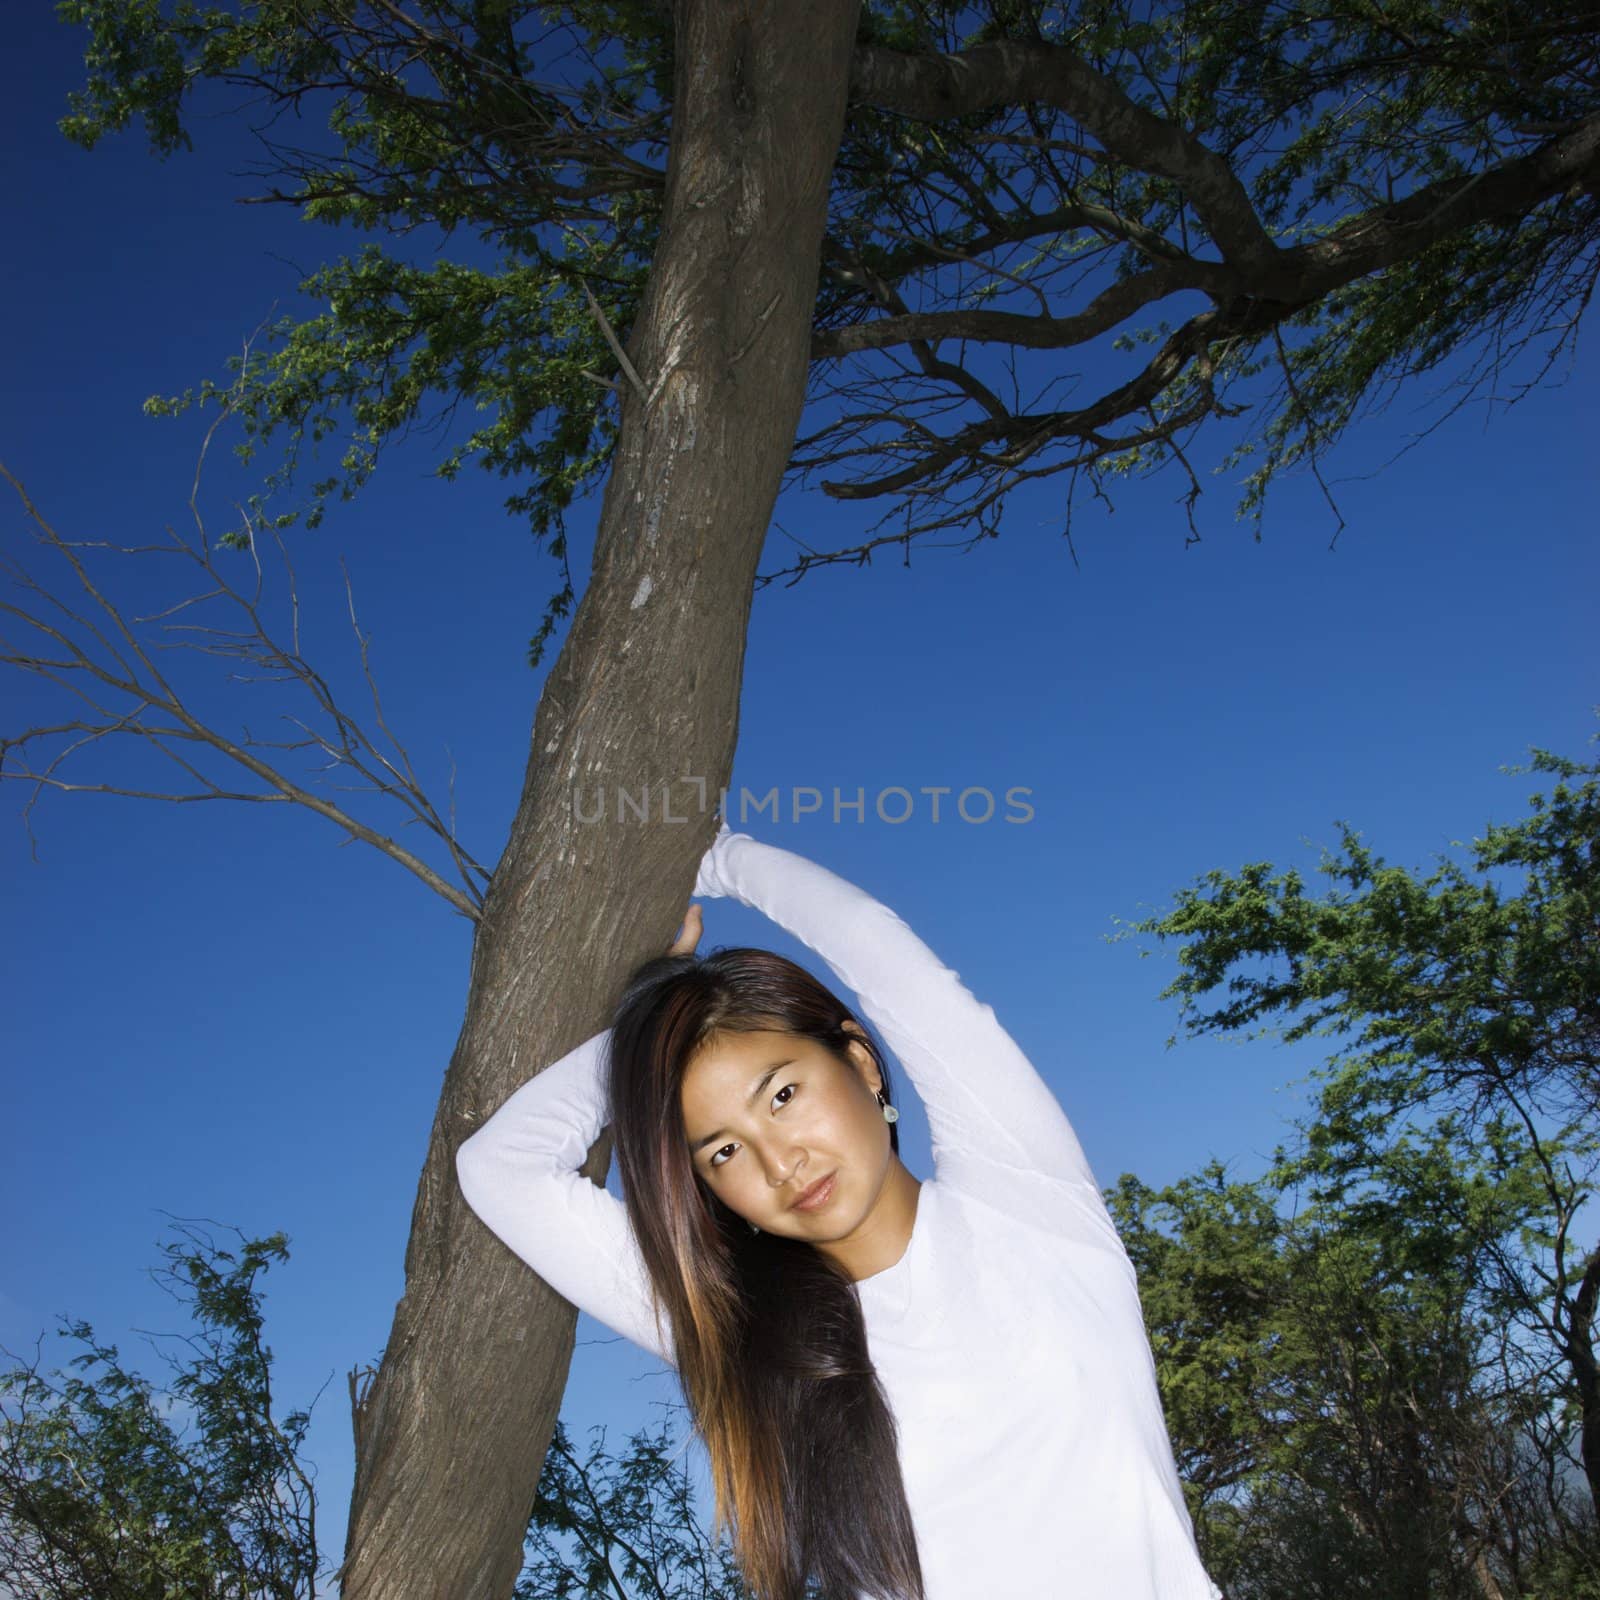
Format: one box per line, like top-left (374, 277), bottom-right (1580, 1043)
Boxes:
top-left (456, 828), bottom-right (1221, 1599)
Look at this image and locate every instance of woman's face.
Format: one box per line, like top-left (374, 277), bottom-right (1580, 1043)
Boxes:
top-left (679, 1022), bottom-right (896, 1246)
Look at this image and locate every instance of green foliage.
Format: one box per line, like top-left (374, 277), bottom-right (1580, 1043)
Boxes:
top-left (1111, 727), bottom-right (1600, 1596)
top-left (522, 1409), bottom-right (753, 1599)
top-left (1110, 1138), bottom-right (1531, 1598)
top-left (144, 235), bottom-right (643, 665)
top-left (56, 1), bottom-right (1599, 629)
top-left (0, 1222), bottom-right (320, 1600)
top-left (1115, 736), bottom-right (1600, 1130)
top-left (1109, 1162), bottom-right (1290, 1507)
top-left (0, 1223), bottom-right (760, 1600)
top-left (59, 0), bottom-right (669, 666)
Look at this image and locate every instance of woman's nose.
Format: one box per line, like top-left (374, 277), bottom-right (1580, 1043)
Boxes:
top-left (754, 1137), bottom-right (801, 1186)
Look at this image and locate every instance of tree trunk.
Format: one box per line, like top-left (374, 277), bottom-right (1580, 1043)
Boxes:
top-left (1569, 1241), bottom-right (1600, 1519)
top-left (337, 4), bottom-right (862, 1595)
top-left (1470, 1544), bottom-right (1507, 1600)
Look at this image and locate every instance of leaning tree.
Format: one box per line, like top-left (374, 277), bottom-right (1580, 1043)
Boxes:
top-left (8, 2), bottom-right (1598, 1592)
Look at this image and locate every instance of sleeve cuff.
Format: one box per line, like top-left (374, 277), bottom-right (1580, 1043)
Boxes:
top-left (692, 820), bottom-right (741, 900)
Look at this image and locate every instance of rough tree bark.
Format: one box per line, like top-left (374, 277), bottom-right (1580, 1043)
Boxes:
top-left (335, 4), bottom-right (862, 1596)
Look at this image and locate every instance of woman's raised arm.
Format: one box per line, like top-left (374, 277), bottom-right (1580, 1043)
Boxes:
top-left (693, 824), bottom-right (1104, 1202)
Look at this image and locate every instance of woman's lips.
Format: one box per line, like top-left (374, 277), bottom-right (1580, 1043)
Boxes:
top-left (790, 1172), bottom-right (837, 1212)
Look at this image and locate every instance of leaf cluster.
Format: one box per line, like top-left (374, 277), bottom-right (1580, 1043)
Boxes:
top-left (521, 1408), bottom-right (753, 1599)
top-left (0, 1222), bottom-right (320, 1600)
top-left (55, 2), bottom-right (1600, 635)
top-left (0, 1220), bottom-right (758, 1600)
top-left (1108, 1131), bottom-right (1568, 1597)
top-left (1109, 727), bottom-right (1600, 1594)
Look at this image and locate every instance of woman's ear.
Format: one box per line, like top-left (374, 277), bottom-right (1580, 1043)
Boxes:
top-left (839, 1020), bottom-right (880, 1088)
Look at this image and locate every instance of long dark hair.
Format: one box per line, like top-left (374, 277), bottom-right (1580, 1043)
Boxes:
top-left (606, 944), bottom-right (925, 1600)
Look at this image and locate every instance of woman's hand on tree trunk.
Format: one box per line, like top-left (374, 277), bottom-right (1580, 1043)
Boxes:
top-left (666, 902), bottom-right (703, 958)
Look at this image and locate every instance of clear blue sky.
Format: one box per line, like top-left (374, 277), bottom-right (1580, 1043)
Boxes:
top-left (4, 8), bottom-right (1596, 1583)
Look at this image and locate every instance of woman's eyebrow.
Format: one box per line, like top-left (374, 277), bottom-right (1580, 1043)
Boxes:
top-left (689, 1060), bottom-right (795, 1153)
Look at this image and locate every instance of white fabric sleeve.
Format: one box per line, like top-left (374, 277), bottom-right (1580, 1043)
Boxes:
top-left (693, 825), bottom-right (1103, 1202)
top-left (455, 1027), bottom-right (676, 1369)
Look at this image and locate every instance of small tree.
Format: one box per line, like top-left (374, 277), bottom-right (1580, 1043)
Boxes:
top-left (1113, 729), bottom-right (1600, 1598)
top-left (0, 1223), bottom-right (321, 1600)
top-left (1113, 1124), bottom-right (1600, 1598)
top-left (0, 1222), bottom-right (759, 1600)
top-left (522, 1411), bottom-right (752, 1600)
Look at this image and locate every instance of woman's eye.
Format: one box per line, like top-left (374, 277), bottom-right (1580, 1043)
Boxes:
top-left (707, 1085), bottom-right (798, 1170)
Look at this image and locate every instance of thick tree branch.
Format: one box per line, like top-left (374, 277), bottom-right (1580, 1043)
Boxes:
top-left (800, 107), bottom-right (1599, 535)
top-left (1297, 109), bottom-right (1600, 287)
top-left (849, 37), bottom-right (1283, 279)
top-left (812, 257), bottom-right (1233, 358)
top-left (816, 111), bottom-right (1600, 361)
top-left (813, 291), bottom-right (1261, 500)
top-left (821, 200), bottom-right (1183, 300)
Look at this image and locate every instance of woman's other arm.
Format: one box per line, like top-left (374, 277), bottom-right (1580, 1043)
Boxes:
top-left (455, 1027), bottom-right (675, 1368)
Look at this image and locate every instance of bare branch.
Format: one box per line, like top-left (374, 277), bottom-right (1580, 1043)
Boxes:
top-left (580, 278), bottom-right (650, 405)
top-left (1, 445), bottom-right (488, 918)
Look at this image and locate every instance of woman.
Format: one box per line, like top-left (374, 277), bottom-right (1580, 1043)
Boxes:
top-left (456, 824), bottom-right (1221, 1600)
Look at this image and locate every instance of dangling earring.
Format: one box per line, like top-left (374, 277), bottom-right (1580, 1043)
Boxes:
top-left (876, 1089), bottom-right (899, 1124)
top-left (748, 1220), bottom-right (760, 1234)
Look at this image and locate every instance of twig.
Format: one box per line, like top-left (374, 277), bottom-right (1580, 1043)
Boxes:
top-left (579, 279), bottom-right (649, 405)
